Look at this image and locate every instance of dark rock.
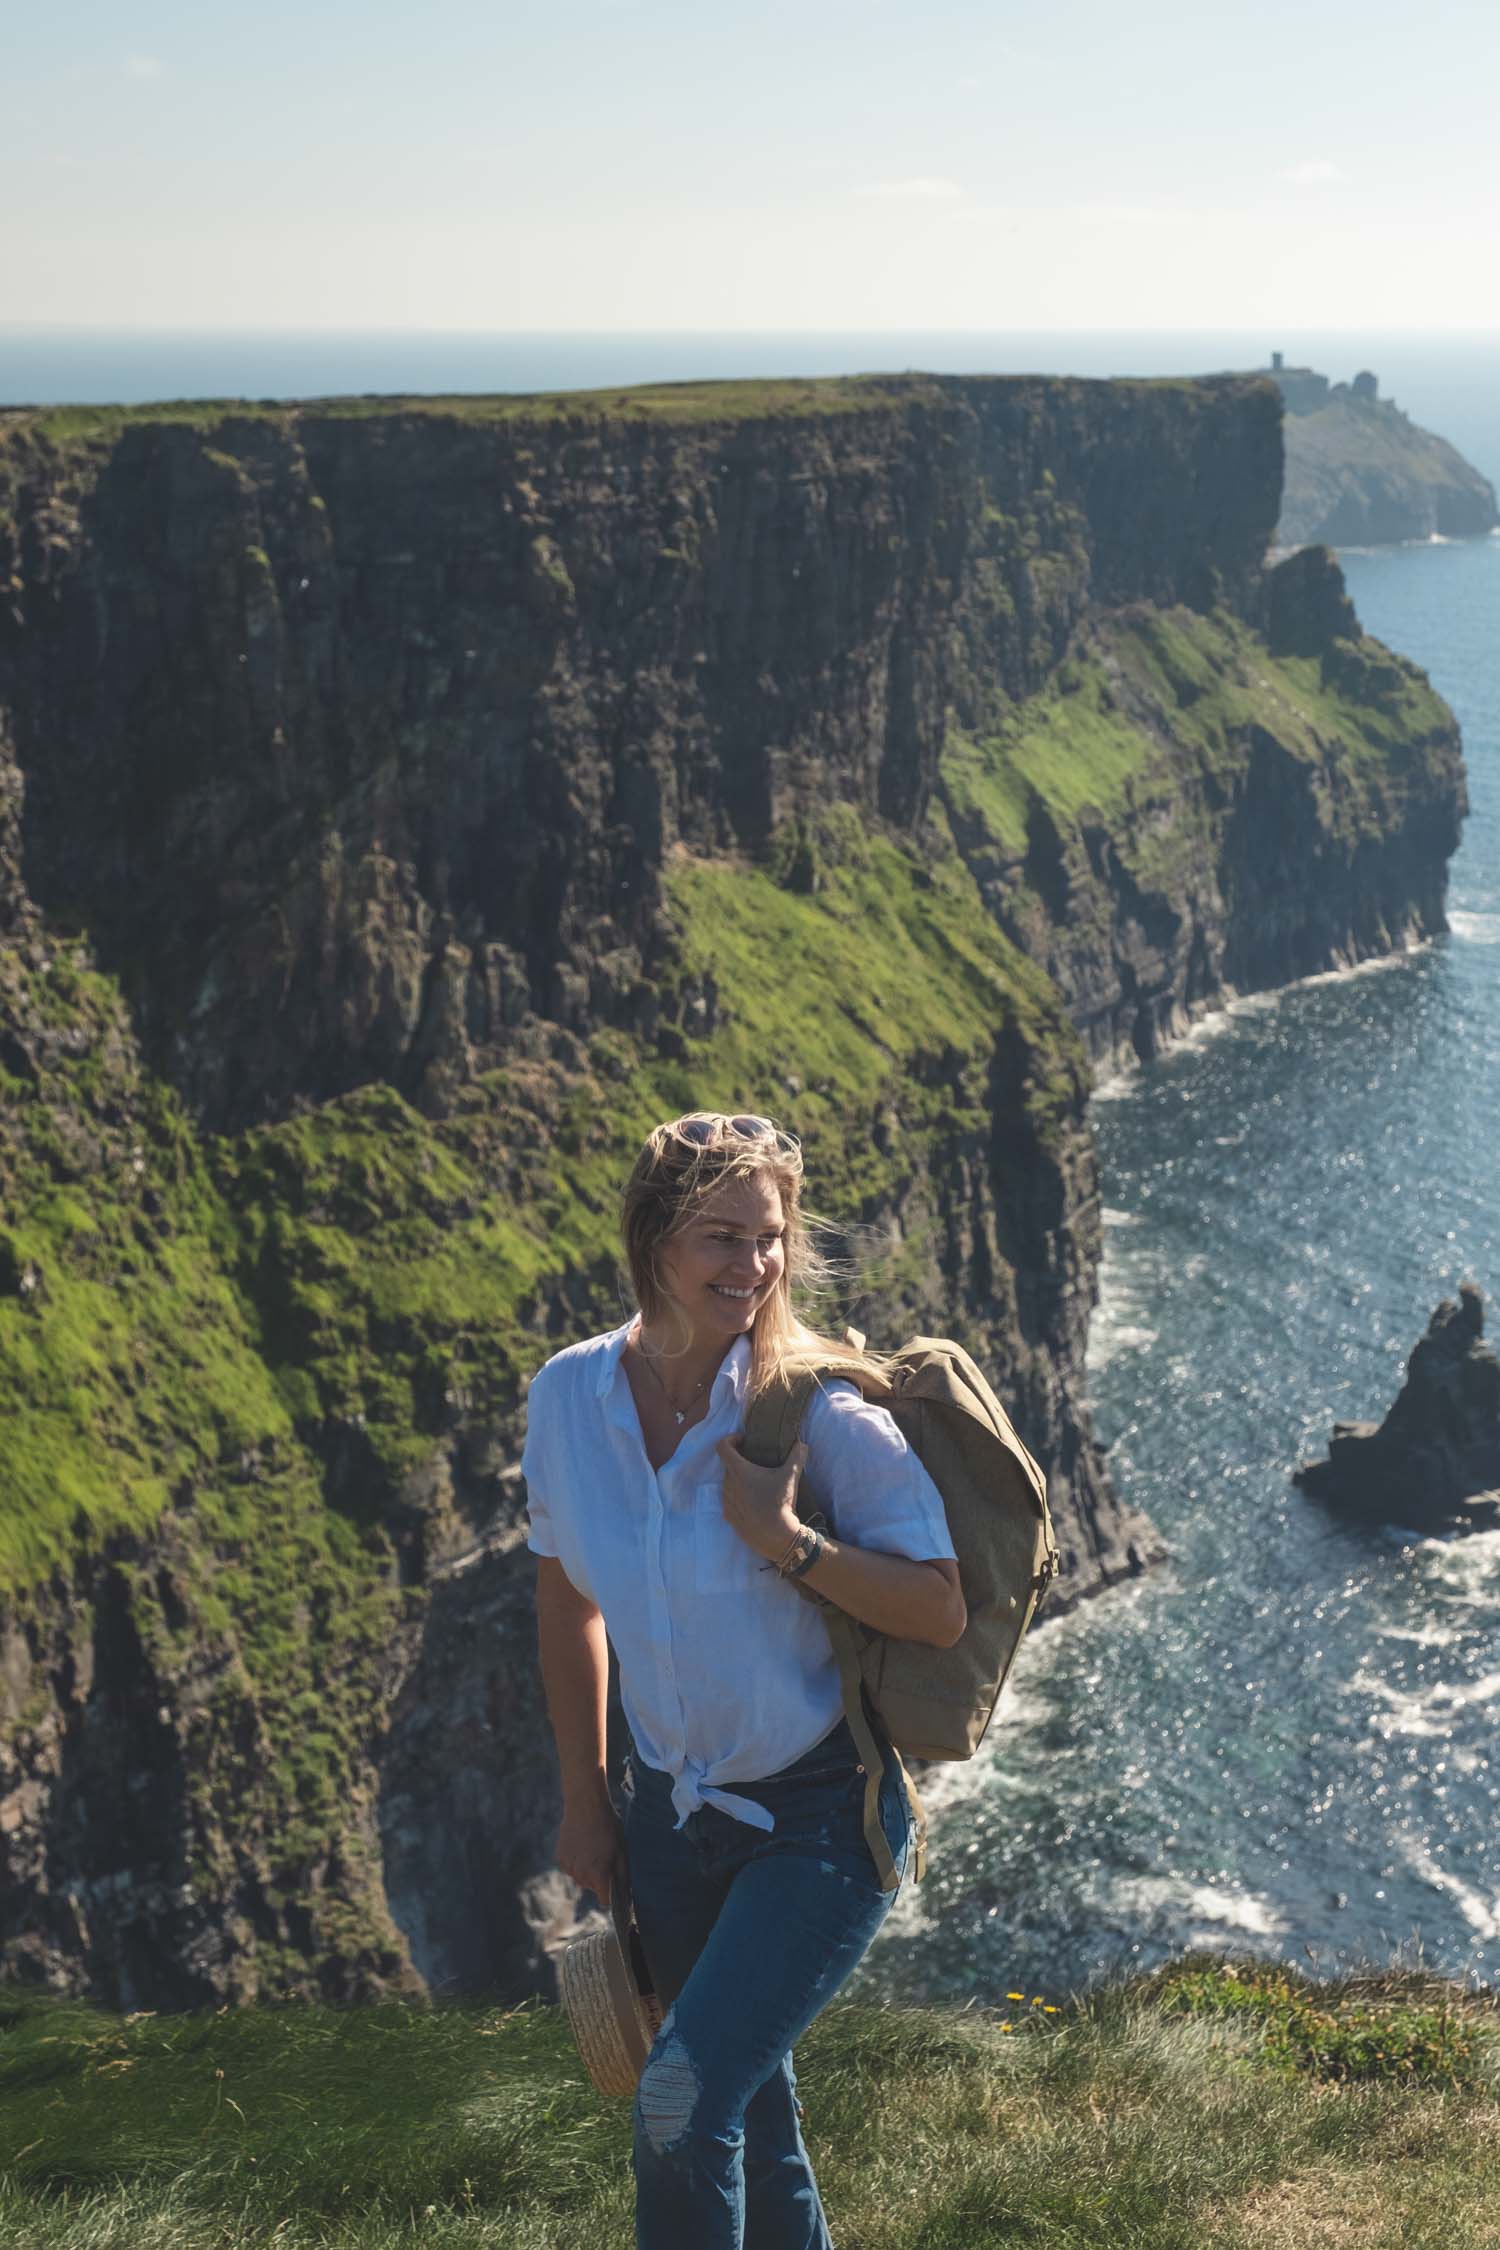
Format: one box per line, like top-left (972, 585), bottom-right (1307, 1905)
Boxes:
top-left (1267, 546), bottom-right (1360, 658)
top-left (1295, 1282), bottom-right (1500, 1531)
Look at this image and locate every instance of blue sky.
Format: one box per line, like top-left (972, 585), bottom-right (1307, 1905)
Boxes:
top-left (8, 0), bottom-right (1500, 329)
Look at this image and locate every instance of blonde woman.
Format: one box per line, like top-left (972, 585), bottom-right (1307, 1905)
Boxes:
top-left (522, 1112), bottom-right (963, 2250)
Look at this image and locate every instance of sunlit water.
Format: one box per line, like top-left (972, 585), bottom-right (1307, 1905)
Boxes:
top-left (858, 524), bottom-right (1500, 2006)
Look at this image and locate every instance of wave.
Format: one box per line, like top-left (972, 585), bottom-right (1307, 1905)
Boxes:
top-left (1391, 1837), bottom-right (1500, 1944)
top-left (1090, 1322), bottom-right (1160, 1368)
top-left (1448, 910), bottom-right (1500, 945)
top-left (1353, 1665), bottom-right (1500, 1741)
top-left (1101, 1873), bottom-right (1288, 1941)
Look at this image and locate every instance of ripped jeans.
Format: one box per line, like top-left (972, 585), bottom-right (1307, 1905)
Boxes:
top-left (621, 1714), bottom-right (912, 2250)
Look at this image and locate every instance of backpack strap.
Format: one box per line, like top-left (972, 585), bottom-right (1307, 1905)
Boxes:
top-left (740, 1362), bottom-right (927, 1892)
top-left (822, 1607), bottom-right (928, 1889)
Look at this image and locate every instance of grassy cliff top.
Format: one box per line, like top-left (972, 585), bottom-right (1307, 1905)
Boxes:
top-left (1, 369), bottom-right (1265, 447)
top-left (1, 1960), bottom-right (1497, 2247)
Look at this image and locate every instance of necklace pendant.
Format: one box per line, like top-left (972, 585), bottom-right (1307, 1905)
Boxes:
top-left (674, 1408), bottom-right (686, 1424)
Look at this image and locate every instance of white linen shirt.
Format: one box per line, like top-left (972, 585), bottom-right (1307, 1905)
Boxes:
top-left (521, 1318), bottom-right (956, 1835)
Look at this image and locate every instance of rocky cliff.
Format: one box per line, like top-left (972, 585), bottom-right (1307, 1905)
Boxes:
top-left (0, 373), bottom-right (1466, 2009)
top-left (1276, 374), bottom-right (1498, 548)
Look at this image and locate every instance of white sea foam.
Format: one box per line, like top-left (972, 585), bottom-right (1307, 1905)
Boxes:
top-left (1418, 1526), bottom-right (1500, 1595)
top-left (1090, 1322), bottom-right (1160, 1367)
top-left (1449, 910), bottom-right (1500, 945)
top-left (1393, 1838), bottom-right (1500, 1942)
top-left (1354, 1665), bottom-right (1500, 1740)
top-left (1376, 1623), bottom-right (1463, 1649)
top-left (1088, 949), bottom-right (1435, 1119)
top-left (1295, 949), bottom-right (1420, 992)
top-left (1177, 1012), bottom-right (1235, 1048)
top-left (1103, 1874), bottom-right (1287, 1940)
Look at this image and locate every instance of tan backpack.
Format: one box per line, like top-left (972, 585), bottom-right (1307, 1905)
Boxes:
top-left (740, 1332), bottom-right (1060, 1891)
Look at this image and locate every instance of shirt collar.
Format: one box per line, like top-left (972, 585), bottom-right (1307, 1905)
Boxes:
top-left (595, 1318), bottom-right (751, 1402)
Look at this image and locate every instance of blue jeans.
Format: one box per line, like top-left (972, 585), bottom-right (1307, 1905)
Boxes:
top-left (621, 1714), bottom-right (912, 2250)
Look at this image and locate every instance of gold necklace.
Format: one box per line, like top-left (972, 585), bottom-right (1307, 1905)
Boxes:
top-left (633, 1339), bottom-right (712, 1425)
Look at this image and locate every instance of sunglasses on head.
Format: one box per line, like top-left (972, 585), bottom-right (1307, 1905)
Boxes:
top-left (670, 1112), bottom-right (801, 1155)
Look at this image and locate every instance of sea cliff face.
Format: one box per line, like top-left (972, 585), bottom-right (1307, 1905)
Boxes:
top-left (0, 374), bottom-right (1465, 2008)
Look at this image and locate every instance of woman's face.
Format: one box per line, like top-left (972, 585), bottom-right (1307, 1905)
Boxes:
top-left (657, 1171), bottom-right (788, 1341)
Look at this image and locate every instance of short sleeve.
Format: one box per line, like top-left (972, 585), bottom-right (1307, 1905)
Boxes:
top-left (801, 1380), bottom-right (957, 1563)
top-left (519, 1368), bottom-right (561, 1559)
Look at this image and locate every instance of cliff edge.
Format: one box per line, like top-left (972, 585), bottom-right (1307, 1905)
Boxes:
top-left (0, 373), bottom-right (1467, 2008)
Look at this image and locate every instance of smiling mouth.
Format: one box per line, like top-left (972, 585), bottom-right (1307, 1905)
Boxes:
top-left (709, 1284), bottom-right (758, 1300)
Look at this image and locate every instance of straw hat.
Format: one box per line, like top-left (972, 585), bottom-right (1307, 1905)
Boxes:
top-left (556, 1868), bottom-right (664, 2097)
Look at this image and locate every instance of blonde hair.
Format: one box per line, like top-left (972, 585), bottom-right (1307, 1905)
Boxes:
top-left (620, 1111), bottom-right (892, 1401)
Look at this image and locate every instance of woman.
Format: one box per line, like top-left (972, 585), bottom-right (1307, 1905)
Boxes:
top-left (522, 1111), bottom-right (964, 2249)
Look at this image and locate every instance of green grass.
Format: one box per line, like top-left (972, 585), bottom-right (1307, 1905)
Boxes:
top-left (5, 377), bottom-right (935, 449)
top-left (2, 369), bottom-right (1269, 450)
top-left (941, 603), bottom-right (1455, 885)
top-left (1, 1966), bottom-right (1496, 2247)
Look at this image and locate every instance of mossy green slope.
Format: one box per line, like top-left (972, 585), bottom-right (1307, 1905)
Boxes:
top-left (943, 603), bottom-right (1453, 875)
top-left (3, 814), bottom-right (1080, 1597)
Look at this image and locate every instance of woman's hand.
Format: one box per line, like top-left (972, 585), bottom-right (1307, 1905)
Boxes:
top-left (715, 1435), bottom-right (808, 1563)
top-left (555, 1788), bottom-right (625, 1908)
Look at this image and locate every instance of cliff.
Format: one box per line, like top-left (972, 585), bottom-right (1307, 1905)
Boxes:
top-left (1276, 373), bottom-right (1499, 548)
top-left (0, 373), bottom-right (1466, 2009)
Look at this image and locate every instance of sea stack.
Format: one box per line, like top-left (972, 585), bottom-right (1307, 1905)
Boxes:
top-left (1295, 1282), bottom-right (1500, 1531)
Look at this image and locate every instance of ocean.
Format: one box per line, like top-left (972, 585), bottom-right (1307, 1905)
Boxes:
top-left (6, 323), bottom-right (1498, 2001)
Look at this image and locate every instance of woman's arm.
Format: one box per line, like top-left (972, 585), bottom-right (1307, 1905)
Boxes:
top-left (716, 1438), bottom-right (967, 1647)
top-left (535, 1556), bottom-right (624, 1904)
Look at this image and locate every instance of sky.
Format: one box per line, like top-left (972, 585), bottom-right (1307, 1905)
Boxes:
top-left (7, 0), bottom-right (1500, 332)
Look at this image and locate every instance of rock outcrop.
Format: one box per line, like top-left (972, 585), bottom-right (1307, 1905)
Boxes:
top-left (1295, 1283), bottom-right (1500, 1532)
top-left (0, 373), bottom-right (1468, 2009)
top-left (1269, 365), bottom-right (1499, 549)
